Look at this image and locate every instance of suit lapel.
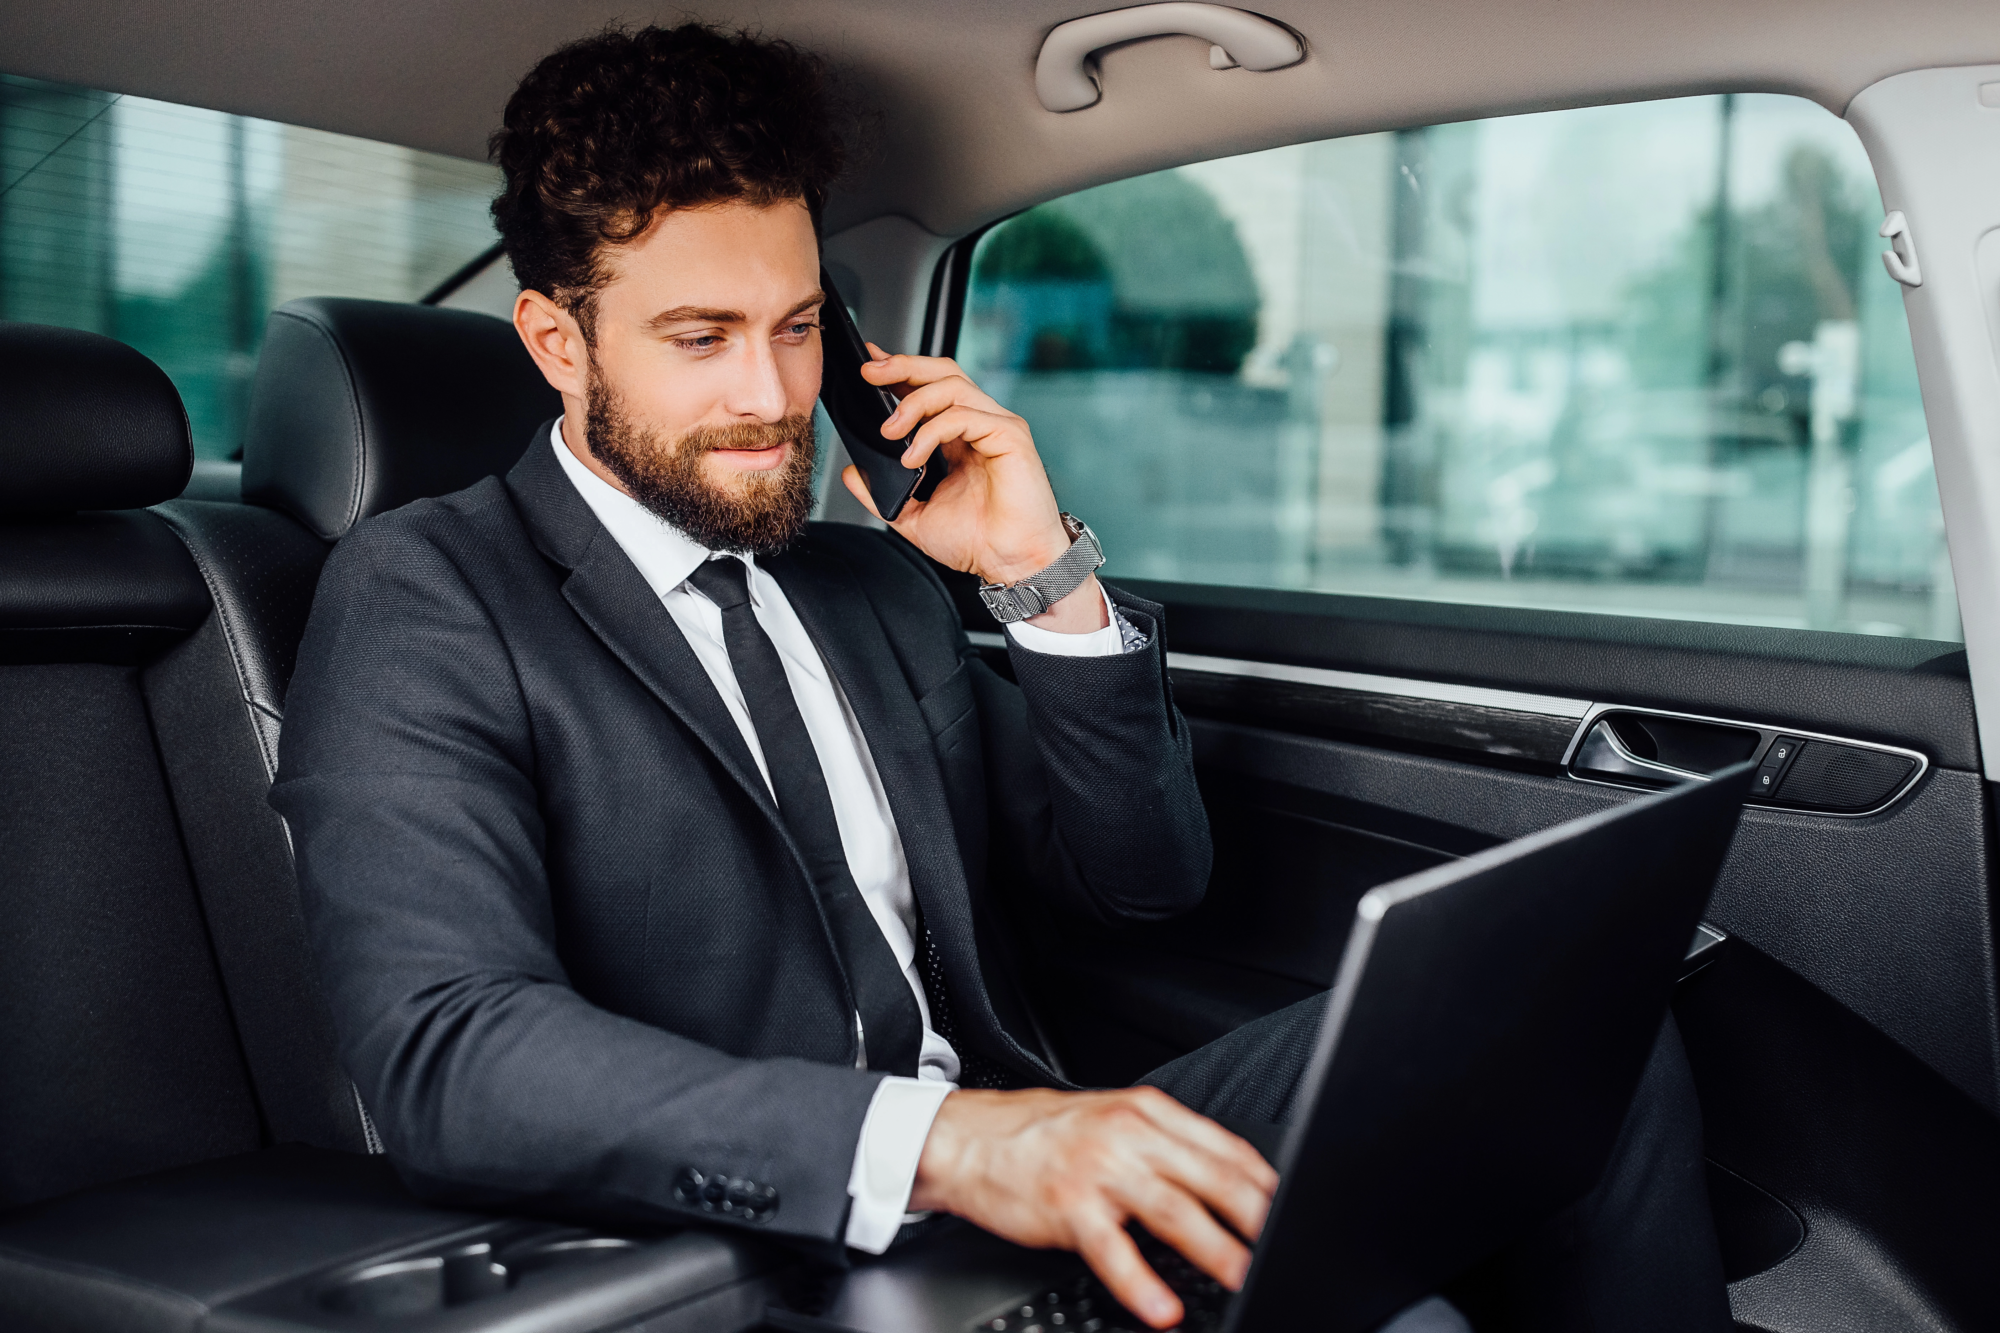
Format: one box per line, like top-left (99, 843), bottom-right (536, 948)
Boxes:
top-left (768, 539), bottom-right (1054, 1081)
top-left (505, 431), bottom-right (780, 827)
top-left (509, 435), bottom-right (1047, 1079)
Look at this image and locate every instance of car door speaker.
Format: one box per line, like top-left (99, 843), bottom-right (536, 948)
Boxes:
top-left (1774, 743), bottom-right (1919, 813)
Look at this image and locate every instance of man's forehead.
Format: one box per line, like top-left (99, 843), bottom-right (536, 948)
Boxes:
top-left (600, 199), bottom-right (819, 318)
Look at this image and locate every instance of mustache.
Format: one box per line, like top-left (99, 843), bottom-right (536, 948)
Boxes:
top-left (679, 413), bottom-right (816, 455)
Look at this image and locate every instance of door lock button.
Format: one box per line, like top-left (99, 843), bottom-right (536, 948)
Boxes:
top-left (1751, 735), bottom-right (1806, 801)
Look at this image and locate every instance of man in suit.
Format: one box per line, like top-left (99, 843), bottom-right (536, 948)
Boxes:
top-left (274, 23), bottom-right (1734, 1333)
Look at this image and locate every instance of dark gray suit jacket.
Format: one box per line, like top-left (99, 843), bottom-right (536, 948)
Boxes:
top-left (271, 431), bottom-right (1211, 1253)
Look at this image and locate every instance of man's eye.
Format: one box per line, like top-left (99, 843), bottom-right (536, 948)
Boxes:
top-left (783, 321), bottom-right (818, 337)
top-left (675, 335), bottom-right (723, 351)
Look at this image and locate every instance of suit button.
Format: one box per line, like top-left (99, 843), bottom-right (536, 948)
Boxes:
top-left (672, 1167), bottom-right (704, 1206)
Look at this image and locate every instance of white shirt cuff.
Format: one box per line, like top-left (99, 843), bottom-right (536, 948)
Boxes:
top-left (1004, 583), bottom-right (1126, 657)
top-left (843, 1076), bottom-right (955, 1254)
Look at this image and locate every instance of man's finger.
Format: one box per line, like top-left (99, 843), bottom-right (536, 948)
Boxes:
top-left (839, 465), bottom-right (885, 519)
top-left (880, 378), bottom-right (971, 437)
top-left (1127, 1090), bottom-right (1280, 1192)
top-left (1115, 1176), bottom-right (1254, 1292)
top-left (1140, 1139), bottom-right (1274, 1246)
top-left (879, 373), bottom-right (1004, 431)
top-left (902, 406), bottom-right (1022, 469)
top-left (1073, 1212), bottom-right (1183, 1330)
top-left (861, 348), bottom-right (967, 389)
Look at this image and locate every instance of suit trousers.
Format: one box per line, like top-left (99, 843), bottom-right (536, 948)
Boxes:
top-left (1140, 1003), bottom-right (1735, 1333)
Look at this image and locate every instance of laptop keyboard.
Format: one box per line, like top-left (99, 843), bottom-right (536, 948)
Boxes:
top-left (969, 1233), bottom-right (1233, 1333)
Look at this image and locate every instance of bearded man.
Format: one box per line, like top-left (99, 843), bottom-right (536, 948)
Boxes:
top-left (273, 23), bottom-right (1734, 1333)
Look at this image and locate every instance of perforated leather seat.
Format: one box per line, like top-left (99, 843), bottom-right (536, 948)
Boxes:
top-left (158, 296), bottom-right (563, 780)
top-left (0, 322), bottom-right (268, 1207)
top-left (142, 299), bottom-right (560, 1157)
top-left (0, 309), bottom-right (591, 1332)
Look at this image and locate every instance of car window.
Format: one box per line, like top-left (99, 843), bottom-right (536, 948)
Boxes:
top-left (959, 94), bottom-right (1955, 641)
top-left (1, 73), bottom-right (499, 460)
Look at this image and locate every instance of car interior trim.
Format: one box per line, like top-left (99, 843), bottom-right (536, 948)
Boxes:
top-left (9, 0), bottom-right (1996, 242)
top-left (1561, 702), bottom-right (1931, 817)
top-left (967, 630), bottom-right (1591, 717)
top-left (970, 630), bottom-right (1585, 764)
top-left (918, 235), bottom-right (976, 362)
top-left (421, 241), bottom-right (505, 307)
top-left (1847, 65), bottom-right (2000, 780)
top-left (973, 628), bottom-right (1936, 812)
top-left (1167, 649), bottom-right (1594, 719)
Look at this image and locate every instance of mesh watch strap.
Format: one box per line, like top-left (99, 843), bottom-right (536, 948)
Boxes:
top-left (977, 514), bottom-right (1105, 624)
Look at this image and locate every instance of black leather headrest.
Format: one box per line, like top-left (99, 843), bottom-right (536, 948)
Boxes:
top-left (0, 323), bottom-right (192, 513)
top-left (241, 298), bottom-right (562, 541)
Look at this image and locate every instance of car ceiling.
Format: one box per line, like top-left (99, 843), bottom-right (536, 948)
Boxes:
top-left (4, 0), bottom-right (1998, 237)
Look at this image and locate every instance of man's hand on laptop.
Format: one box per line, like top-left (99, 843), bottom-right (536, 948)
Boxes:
top-left (909, 1087), bottom-right (1278, 1329)
top-left (843, 347), bottom-right (1109, 635)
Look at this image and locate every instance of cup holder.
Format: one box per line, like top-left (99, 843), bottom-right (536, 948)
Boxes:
top-left (317, 1229), bottom-right (650, 1317)
top-left (502, 1234), bottom-right (643, 1285)
top-left (320, 1242), bottom-right (509, 1317)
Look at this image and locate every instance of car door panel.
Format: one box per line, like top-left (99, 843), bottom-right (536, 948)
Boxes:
top-left (1126, 580), bottom-right (1979, 769)
top-left (958, 576), bottom-right (2000, 1321)
top-left (1033, 583), bottom-right (1999, 1108)
top-left (962, 573), bottom-right (1996, 1102)
top-left (1679, 944), bottom-right (2000, 1331)
top-left (1020, 766), bottom-right (1465, 1086)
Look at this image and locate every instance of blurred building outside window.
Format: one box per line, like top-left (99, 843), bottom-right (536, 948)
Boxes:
top-left (0, 73), bottom-right (500, 461)
top-left (960, 93), bottom-right (1958, 642)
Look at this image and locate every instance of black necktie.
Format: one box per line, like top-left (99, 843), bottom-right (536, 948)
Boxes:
top-left (685, 557), bottom-right (925, 1078)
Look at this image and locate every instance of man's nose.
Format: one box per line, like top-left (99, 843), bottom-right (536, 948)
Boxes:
top-left (728, 337), bottom-right (791, 422)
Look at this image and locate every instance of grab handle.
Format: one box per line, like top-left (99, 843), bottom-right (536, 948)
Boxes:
top-left (1035, 3), bottom-right (1304, 112)
top-left (1880, 210), bottom-right (1923, 288)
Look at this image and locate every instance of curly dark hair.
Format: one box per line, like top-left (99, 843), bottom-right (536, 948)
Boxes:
top-left (490, 23), bottom-right (844, 338)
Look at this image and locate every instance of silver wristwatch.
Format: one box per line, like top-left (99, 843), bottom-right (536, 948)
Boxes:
top-left (977, 513), bottom-right (1105, 624)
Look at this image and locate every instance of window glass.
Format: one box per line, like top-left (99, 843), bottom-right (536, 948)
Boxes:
top-left (961, 94), bottom-right (1957, 640)
top-left (1, 74), bottom-right (500, 459)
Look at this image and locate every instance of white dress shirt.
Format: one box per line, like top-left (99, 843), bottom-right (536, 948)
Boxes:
top-left (549, 423), bottom-right (1129, 1251)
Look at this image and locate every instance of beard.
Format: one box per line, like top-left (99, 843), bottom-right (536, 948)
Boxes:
top-left (583, 363), bottom-right (817, 556)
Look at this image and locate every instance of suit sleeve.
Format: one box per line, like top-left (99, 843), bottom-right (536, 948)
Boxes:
top-left (984, 584), bottom-right (1213, 924)
top-left (270, 518), bottom-right (881, 1256)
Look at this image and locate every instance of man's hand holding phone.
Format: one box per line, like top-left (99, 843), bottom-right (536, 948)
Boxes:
top-left (841, 346), bottom-right (1110, 635)
top-left (841, 348), bottom-right (1276, 1325)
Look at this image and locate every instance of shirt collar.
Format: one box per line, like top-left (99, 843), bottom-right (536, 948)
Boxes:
top-left (549, 417), bottom-right (753, 601)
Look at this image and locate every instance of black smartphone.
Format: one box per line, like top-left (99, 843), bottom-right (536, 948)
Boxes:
top-left (817, 268), bottom-right (943, 521)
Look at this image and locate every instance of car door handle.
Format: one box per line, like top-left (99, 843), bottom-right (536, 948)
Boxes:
top-left (1571, 718), bottom-right (1708, 787)
top-left (1563, 707), bottom-right (1924, 814)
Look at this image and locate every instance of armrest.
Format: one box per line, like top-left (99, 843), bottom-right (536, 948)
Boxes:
top-left (0, 1145), bottom-right (787, 1333)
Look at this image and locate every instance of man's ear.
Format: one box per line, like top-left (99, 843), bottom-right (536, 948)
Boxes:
top-left (514, 289), bottom-right (589, 399)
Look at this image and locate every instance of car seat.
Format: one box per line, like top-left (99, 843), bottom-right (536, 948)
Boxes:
top-left (0, 312), bottom-right (777, 1333)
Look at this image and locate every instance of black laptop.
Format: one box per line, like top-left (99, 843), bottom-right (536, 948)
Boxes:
top-left (768, 764), bottom-right (1755, 1333)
